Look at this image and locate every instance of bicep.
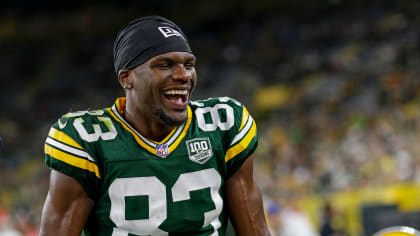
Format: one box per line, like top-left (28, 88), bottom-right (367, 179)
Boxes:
top-left (40, 170), bottom-right (94, 236)
top-left (225, 155), bottom-right (271, 236)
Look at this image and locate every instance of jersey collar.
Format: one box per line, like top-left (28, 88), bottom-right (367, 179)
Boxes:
top-left (107, 97), bottom-right (192, 158)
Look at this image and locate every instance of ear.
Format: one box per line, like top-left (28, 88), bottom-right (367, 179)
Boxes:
top-left (118, 70), bottom-right (131, 89)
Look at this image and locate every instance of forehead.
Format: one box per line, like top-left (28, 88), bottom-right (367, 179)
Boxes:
top-left (148, 51), bottom-right (196, 62)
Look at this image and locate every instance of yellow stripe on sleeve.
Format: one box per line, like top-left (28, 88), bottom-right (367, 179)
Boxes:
top-left (45, 144), bottom-right (101, 178)
top-left (48, 127), bottom-right (83, 150)
top-left (239, 106), bottom-right (249, 131)
top-left (225, 121), bottom-right (257, 162)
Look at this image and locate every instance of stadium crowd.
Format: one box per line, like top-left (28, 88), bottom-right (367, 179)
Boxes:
top-left (1, 1), bottom-right (420, 235)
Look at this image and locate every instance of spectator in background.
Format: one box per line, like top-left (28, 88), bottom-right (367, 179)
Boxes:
top-left (15, 210), bottom-right (38, 236)
top-left (279, 198), bottom-right (320, 236)
top-left (0, 209), bottom-right (22, 236)
top-left (267, 202), bottom-right (282, 236)
top-left (320, 203), bottom-right (346, 236)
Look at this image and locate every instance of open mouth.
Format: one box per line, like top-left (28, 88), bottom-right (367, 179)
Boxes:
top-left (163, 89), bottom-right (189, 108)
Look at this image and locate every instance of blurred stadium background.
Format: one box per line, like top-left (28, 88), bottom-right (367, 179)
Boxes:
top-left (1, 0), bottom-right (420, 235)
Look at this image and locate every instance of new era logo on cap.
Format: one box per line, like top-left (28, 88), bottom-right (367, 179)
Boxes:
top-left (158, 26), bottom-right (183, 38)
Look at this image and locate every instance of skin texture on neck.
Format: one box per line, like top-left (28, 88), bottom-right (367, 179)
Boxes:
top-left (124, 99), bottom-right (174, 142)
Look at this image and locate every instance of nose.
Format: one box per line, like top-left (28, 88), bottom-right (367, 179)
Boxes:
top-left (172, 64), bottom-right (192, 81)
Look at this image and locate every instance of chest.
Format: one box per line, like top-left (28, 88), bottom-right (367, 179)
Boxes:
top-left (92, 142), bottom-right (227, 235)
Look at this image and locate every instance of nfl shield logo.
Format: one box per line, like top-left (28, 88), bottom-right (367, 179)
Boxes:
top-left (186, 137), bottom-right (213, 164)
top-left (156, 143), bottom-right (169, 157)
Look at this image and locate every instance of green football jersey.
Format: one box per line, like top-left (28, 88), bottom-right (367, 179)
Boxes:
top-left (44, 97), bottom-right (258, 236)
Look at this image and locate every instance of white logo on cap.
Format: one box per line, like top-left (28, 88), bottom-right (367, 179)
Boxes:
top-left (158, 26), bottom-right (183, 38)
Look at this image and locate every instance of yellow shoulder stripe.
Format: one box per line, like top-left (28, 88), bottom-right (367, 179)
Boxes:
top-left (225, 121), bottom-right (257, 162)
top-left (45, 144), bottom-right (101, 179)
top-left (239, 106), bottom-right (249, 131)
top-left (48, 127), bottom-right (83, 150)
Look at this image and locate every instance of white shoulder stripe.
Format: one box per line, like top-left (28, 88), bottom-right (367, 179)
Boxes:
top-left (230, 114), bottom-right (254, 146)
top-left (46, 137), bottom-right (96, 163)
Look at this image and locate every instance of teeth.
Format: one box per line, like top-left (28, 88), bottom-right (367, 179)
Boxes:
top-left (164, 90), bottom-right (188, 95)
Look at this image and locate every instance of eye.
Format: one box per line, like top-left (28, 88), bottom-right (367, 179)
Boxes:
top-left (184, 62), bottom-right (195, 70)
top-left (155, 63), bottom-right (171, 69)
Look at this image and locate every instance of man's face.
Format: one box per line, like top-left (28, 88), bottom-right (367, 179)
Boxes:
top-left (127, 51), bottom-right (197, 126)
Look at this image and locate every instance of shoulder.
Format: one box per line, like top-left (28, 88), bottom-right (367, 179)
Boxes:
top-left (48, 108), bottom-right (112, 144)
top-left (57, 109), bottom-right (109, 125)
top-left (189, 97), bottom-right (258, 176)
top-left (189, 96), bottom-right (243, 110)
top-left (189, 97), bottom-right (246, 122)
top-left (189, 96), bottom-right (254, 135)
top-left (44, 109), bottom-right (107, 197)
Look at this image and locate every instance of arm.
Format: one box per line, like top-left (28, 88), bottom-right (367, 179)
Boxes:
top-left (225, 155), bottom-right (271, 236)
top-left (40, 170), bottom-right (94, 236)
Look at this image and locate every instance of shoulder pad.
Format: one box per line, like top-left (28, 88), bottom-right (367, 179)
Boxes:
top-left (189, 97), bottom-right (250, 134)
top-left (51, 108), bottom-right (116, 144)
top-left (190, 96), bottom-right (242, 108)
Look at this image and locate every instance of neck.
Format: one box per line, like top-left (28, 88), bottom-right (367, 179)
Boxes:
top-left (123, 102), bottom-right (174, 142)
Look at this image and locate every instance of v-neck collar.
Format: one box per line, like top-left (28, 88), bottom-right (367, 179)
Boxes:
top-left (107, 97), bottom-right (192, 158)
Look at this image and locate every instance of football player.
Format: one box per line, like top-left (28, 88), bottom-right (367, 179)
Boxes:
top-left (40, 16), bottom-right (270, 236)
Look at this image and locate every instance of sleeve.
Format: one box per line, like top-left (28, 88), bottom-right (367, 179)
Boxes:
top-left (44, 115), bottom-right (101, 200)
top-left (223, 98), bottom-right (258, 178)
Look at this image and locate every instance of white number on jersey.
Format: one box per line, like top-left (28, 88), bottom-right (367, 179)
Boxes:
top-left (108, 168), bottom-right (223, 236)
top-left (63, 110), bottom-right (104, 117)
top-left (73, 117), bottom-right (118, 142)
top-left (195, 104), bottom-right (234, 132)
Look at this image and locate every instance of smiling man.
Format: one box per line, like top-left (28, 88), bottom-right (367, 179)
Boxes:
top-left (40, 16), bottom-right (270, 236)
